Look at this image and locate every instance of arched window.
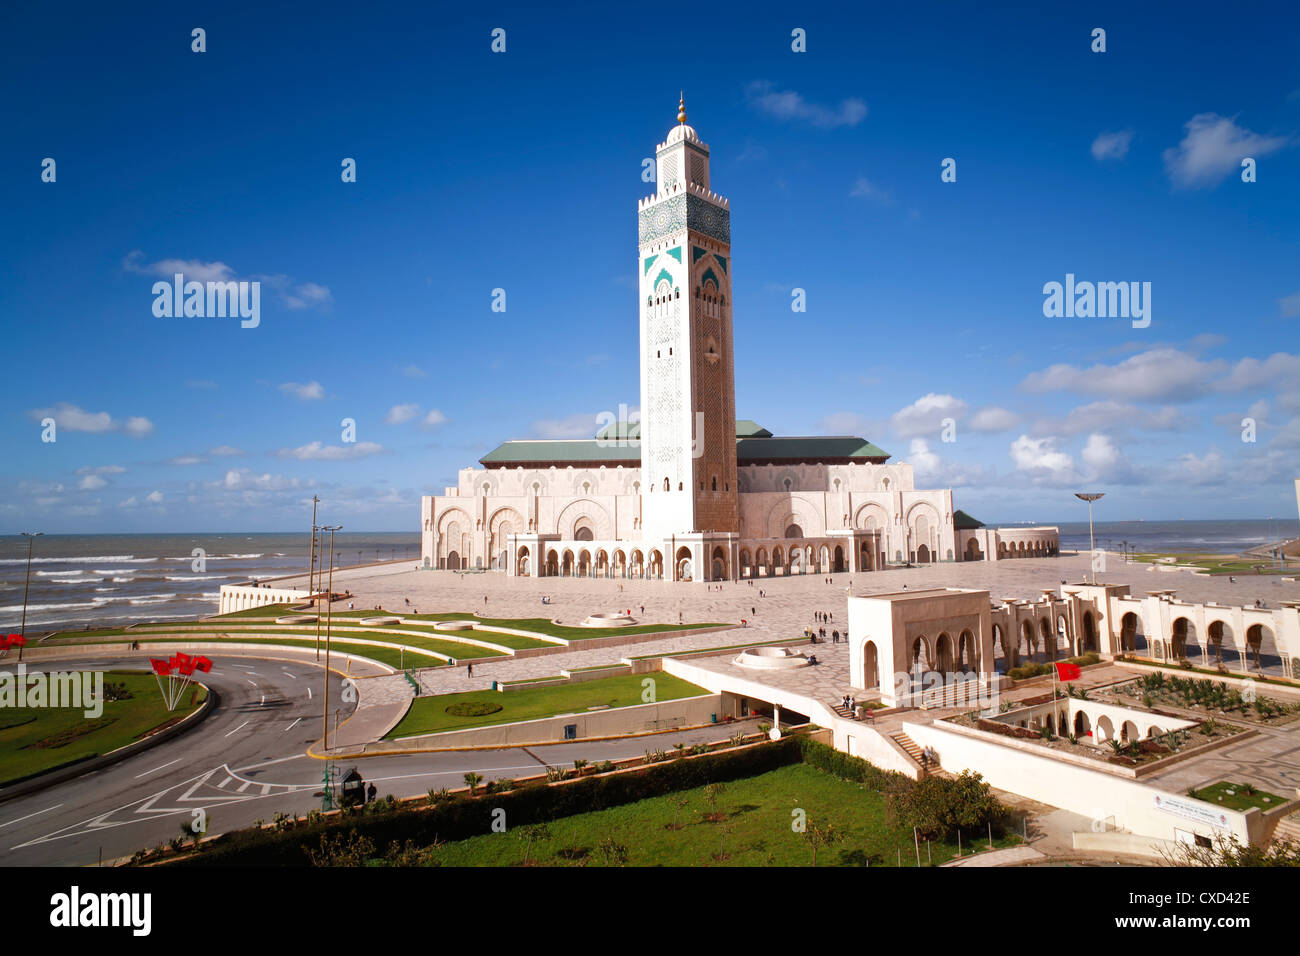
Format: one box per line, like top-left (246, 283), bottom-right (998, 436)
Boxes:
top-left (663, 477), bottom-right (670, 491)
top-left (711, 476), bottom-right (717, 491)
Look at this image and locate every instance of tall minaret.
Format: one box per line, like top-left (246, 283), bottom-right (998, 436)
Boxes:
top-left (637, 96), bottom-right (739, 541)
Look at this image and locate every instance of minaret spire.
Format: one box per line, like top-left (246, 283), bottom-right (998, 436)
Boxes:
top-left (678, 92), bottom-right (687, 125)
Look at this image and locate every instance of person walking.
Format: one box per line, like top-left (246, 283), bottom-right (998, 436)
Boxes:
top-left (467, 662), bottom-right (473, 678)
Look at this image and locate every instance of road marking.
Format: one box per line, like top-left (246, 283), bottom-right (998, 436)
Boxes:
top-left (237, 781), bottom-right (251, 793)
top-left (219, 775), bottom-right (233, 788)
top-left (223, 720), bottom-right (250, 738)
top-left (261, 784), bottom-right (272, 795)
top-left (247, 679), bottom-right (257, 686)
top-left (260, 694), bottom-right (265, 706)
top-left (0, 804), bottom-right (63, 831)
top-left (282, 671), bottom-right (297, 679)
top-left (283, 717), bottom-right (302, 733)
top-left (307, 687), bottom-right (312, 699)
top-left (134, 758), bottom-right (181, 779)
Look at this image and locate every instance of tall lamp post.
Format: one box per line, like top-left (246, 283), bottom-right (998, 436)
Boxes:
top-left (320, 525), bottom-right (342, 751)
top-left (19, 531), bottom-right (43, 661)
top-left (307, 495), bottom-right (320, 594)
top-left (1074, 493), bottom-right (1104, 585)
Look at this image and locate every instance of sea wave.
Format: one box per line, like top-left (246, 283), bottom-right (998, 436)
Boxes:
top-left (163, 575), bottom-right (230, 581)
top-left (0, 556), bottom-right (157, 565)
top-left (0, 601), bottom-right (109, 612)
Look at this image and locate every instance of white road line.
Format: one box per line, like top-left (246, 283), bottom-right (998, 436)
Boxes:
top-left (260, 694), bottom-right (265, 706)
top-left (237, 781), bottom-right (251, 793)
top-left (284, 717), bottom-right (302, 733)
top-left (247, 679), bottom-right (257, 686)
top-left (307, 687), bottom-right (312, 699)
top-left (261, 784), bottom-right (271, 795)
top-left (0, 804), bottom-right (63, 831)
top-left (224, 720), bottom-right (250, 738)
top-left (134, 758), bottom-right (181, 779)
top-left (219, 776), bottom-right (233, 788)
top-left (282, 671), bottom-right (298, 679)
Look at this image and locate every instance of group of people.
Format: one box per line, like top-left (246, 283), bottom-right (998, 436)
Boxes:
top-left (813, 610), bottom-right (834, 623)
top-left (839, 695), bottom-right (872, 722)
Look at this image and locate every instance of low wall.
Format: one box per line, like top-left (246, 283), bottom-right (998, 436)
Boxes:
top-left (906, 718), bottom-right (1257, 845)
top-left (389, 693), bottom-right (733, 749)
top-left (218, 585), bottom-right (309, 615)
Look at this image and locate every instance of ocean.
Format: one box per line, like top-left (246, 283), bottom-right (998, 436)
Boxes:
top-left (1, 520), bottom-right (1296, 633)
top-left (0, 532), bottom-right (420, 633)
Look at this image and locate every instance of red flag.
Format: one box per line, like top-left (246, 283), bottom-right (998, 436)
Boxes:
top-left (10, 635), bottom-right (25, 647)
top-left (0, 635), bottom-right (12, 650)
top-left (1054, 662), bottom-right (1081, 681)
top-left (150, 658), bottom-right (173, 676)
top-left (192, 656), bottom-right (213, 673)
top-left (172, 652), bottom-right (195, 675)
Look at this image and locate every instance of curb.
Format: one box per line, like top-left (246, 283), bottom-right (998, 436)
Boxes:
top-left (0, 683), bottom-right (218, 806)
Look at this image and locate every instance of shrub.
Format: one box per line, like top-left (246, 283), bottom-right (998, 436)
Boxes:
top-left (445, 701), bottom-right (502, 717)
top-left (887, 770), bottom-right (1004, 841)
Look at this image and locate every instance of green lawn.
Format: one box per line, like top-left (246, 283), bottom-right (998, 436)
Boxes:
top-left (1131, 552), bottom-right (1293, 577)
top-left (387, 672), bottom-right (708, 738)
top-left (0, 670), bottom-right (206, 786)
top-left (404, 763), bottom-right (1019, 867)
top-left (401, 612), bottom-right (730, 641)
top-left (1190, 781), bottom-right (1286, 811)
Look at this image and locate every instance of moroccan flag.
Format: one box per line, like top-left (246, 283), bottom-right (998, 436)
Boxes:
top-left (150, 658), bottom-right (173, 676)
top-left (1054, 662), bottom-right (1081, 681)
top-left (172, 652), bottom-right (195, 675)
top-left (192, 656), bottom-right (213, 673)
top-left (10, 635), bottom-right (25, 647)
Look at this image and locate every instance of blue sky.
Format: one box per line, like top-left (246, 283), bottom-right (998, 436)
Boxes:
top-left (3, 0), bottom-right (1299, 532)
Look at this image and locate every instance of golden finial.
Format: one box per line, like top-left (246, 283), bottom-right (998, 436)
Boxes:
top-left (678, 92), bottom-right (687, 125)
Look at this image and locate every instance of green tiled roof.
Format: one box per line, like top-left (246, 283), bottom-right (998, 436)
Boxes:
top-left (736, 436), bottom-right (889, 464)
top-left (481, 427), bottom-right (889, 467)
top-left (953, 509), bottom-right (985, 529)
top-left (480, 440), bottom-right (636, 465)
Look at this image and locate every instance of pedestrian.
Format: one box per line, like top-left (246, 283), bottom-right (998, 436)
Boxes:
top-left (751, 606), bottom-right (756, 616)
top-left (366, 782), bottom-right (377, 804)
top-left (484, 595), bottom-right (488, 605)
top-left (467, 662), bottom-right (473, 677)
top-left (640, 605), bottom-right (645, 615)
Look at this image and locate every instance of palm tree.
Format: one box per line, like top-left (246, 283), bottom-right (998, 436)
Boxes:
top-left (463, 771), bottom-right (483, 795)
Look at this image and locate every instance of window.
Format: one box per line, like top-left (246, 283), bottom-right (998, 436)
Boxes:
top-left (711, 476), bottom-right (717, 491)
top-left (664, 477), bottom-right (670, 491)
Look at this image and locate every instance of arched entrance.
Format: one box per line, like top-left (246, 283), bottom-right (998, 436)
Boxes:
top-left (1246, 624), bottom-right (1270, 672)
top-left (516, 546), bottom-right (530, 577)
top-left (1120, 612), bottom-right (1139, 653)
top-left (1081, 611), bottom-right (1098, 653)
top-left (446, 550), bottom-right (461, 570)
top-left (833, 545), bottom-right (845, 573)
top-left (935, 633), bottom-right (954, 674)
top-left (917, 543), bottom-right (931, 564)
top-left (675, 546), bottom-right (693, 582)
top-left (1171, 617), bottom-right (1192, 661)
top-left (862, 640), bottom-right (879, 690)
top-left (711, 546), bottom-right (728, 581)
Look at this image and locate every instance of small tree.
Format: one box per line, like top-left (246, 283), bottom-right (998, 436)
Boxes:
top-left (803, 821), bottom-right (841, 867)
top-left (463, 771), bottom-right (483, 795)
top-left (516, 822), bottom-right (552, 866)
top-left (703, 782), bottom-right (727, 822)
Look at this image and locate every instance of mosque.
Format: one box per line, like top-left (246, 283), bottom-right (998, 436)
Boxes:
top-left (420, 100), bottom-right (1058, 582)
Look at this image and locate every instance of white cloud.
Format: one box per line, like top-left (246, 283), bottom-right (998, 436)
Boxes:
top-left (123, 416), bottom-right (155, 438)
top-left (78, 474), bottom-right (108, 490)
top-left (422, 409), bottom-right (448, 428)
top-left (968, 407), bottom-right (1020, 433)
top-left (746, 81), bottom-right (867, 128)
top-left (1280, 291), bottom-right (1300, 318)
top-left (1081, 433), bottom-right (1123, 474)
top-left (29, 402), bottom-right (153, 438)
top-left (123, 250), bottom-right (234, 282)
top-left (1091, 130), bottom-right (1134, 161)
top-left (283, 281), bottom-right (332, 310)
top-left (891, 393), bottom-right (968, 439)
top-left (532, 414), bottom-right (598, 440)
top-left (168, 455), bottom-right (204, 466)
top-left (119, 496), bottom-right (138, 508)
top-left (1162, 113), bottom-right (1290, 189)
top-left (1035, 400), bottom-right (1185, 436)
top-left (1009, 434), bottom-right (1075, 483)
top-left (1020, 348), bottom-right (1223, 402)
top-left (146, 490), bottom-right (164, 504)
top-left (76, 465), bottom-right (126, 475)
top-left (209, 445), bottom-right (245, 457)
top-left (908, 438), bottom-right (941, 476)
top-left (849, 177), bottom-right (894, 204)
top-left (275, 441), bottom-right (384, 461)
top-left (384, 403), bottom-right (420, 425)
top-left (279, 381), bottom-right (325, 401)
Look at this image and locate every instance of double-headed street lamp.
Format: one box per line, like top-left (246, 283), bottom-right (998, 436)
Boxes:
top-left (1074, 493), bottom-right (1104, 585)
top-left (19, 531), bottom-right (43, 661)
top-left (320, 525), bottom-right (342, 751)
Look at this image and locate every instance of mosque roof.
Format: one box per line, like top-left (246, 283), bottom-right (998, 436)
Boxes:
top-left (953, 510), bottom-right (985, 529)
top-left (480, 424), bottom-right (889, 468)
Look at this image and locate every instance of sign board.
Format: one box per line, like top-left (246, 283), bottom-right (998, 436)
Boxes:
top-left (1152, 793), bottom-right (1231, 831)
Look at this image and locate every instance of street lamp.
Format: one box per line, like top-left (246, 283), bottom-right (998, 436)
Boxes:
top-left (1074, 493), bottom-right (1104, 585)
top-left (19, 532), bottom-right (43, 661)
top-left (320, 524), bottom-right (342, 751)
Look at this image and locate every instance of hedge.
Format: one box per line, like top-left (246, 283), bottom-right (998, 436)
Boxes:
top-left (168, 738), bottom-right (803, 866)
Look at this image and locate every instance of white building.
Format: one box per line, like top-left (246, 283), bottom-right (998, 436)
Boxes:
top-left (420, 99), bottom-right (1058, 582)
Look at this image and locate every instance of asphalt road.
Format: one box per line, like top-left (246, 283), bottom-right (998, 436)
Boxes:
top-left (0, 654), bottom-right (760, 866)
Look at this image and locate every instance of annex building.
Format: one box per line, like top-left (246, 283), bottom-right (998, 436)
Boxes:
top-left (420, 100), bottom-right (1057, 583)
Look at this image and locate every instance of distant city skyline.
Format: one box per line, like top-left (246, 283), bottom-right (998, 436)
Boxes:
top-left (3, 2), bottom-right (1299, 533)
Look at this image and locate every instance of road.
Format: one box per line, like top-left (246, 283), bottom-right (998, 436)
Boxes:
top-left (0, 653), bottom-right (759, 866)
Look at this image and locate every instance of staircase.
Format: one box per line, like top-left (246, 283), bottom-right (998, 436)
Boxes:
top-left (891, 731), bottom-right (931, 775)
top-left (1273, 811), bottom-right (1300, 846)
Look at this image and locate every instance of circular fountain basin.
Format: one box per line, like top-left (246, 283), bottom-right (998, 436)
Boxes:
top-left (576, 612), bottom-right (637, 628)
top-left (359, 615), bottom-right (402, 626)
top-left (734, 646), bottom-right (811, 669)
top-left (275, 614), bottom-right (317, 625)
top-left (433, 621), bottom-right (475, 631)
